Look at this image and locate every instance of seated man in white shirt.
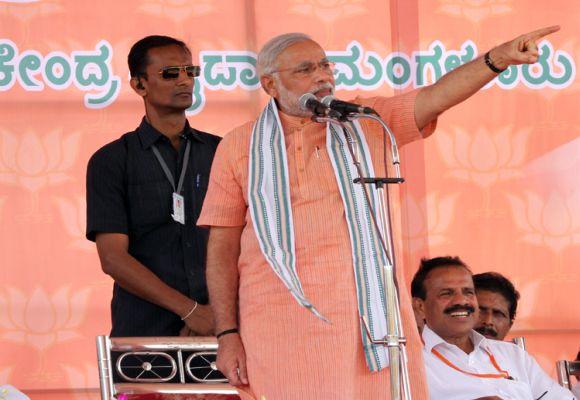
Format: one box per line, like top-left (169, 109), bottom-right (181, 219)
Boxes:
top-left (411, 256), bottom-right (576, 400)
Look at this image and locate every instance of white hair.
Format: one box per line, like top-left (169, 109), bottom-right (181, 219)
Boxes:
top-left (256, 32), bottom-right (312, 78)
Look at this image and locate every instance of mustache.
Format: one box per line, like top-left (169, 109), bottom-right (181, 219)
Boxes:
top-left (309, 83), bottom-right (334, 95)
top-left (475, 326), bottom-right (498, 338)
top-left (443, 304), bottom-right (476, 315)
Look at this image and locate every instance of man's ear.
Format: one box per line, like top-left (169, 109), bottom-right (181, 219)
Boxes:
top-left (130, 77), bottom-right (146, 97)
top-left (412, 297), bottom-right (426, 322)
top-left (260, 74), bottom-right (278, 98)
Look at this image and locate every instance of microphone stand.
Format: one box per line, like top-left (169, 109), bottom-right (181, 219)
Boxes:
top-left (312, 113), bottom-right (412, 400)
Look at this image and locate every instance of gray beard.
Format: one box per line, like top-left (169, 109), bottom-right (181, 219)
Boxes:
top-left (273, 77), bottom-right (334, 117)
top-left (276, 82), bottom-right (310, 117)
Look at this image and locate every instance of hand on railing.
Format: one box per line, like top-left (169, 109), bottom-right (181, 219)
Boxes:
top-left (216, 333), bottom-right (248, 386)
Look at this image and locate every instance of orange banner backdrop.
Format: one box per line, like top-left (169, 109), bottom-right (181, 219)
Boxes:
top-left (0, 0), bottom-right (578, 398)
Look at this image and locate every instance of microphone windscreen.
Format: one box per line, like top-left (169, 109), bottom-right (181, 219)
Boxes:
top-left (298, 93), bottom-right (317, 111)
top-left (321, 95), bottom-right (336, 107)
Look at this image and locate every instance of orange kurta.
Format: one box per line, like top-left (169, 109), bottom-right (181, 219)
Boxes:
top-left (198, 89), bottom-right (436, 400)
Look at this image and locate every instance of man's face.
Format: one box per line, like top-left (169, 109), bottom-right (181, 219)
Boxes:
top-left (415, 266), bottom-right (478, 342)
top-left (136, 45), bottom-right (195, 112)
top-left (474, 290), bottom-right (513, 340)
top-left (264, 40), bottom-right (335, 116)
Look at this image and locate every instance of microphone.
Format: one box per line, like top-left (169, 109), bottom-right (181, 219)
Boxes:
top-left (321, 95), bottom-right (378, 116)
top-left (299, 93), bottom-right (341, 118)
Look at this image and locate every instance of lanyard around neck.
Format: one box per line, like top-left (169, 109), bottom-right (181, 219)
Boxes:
top-left (431, 346), bottom-right (512, 379)
top-left (151, 139), bottom-right (191, 194)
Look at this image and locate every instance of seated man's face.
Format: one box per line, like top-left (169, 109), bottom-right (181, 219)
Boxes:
top-left (417, 266), bottom-right (478, 341)
top-left (474, 290), bottom-right (512, 340)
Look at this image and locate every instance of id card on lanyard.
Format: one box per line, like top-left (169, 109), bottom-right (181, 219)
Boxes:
top-left (151, 139), bottom-right (191, 225)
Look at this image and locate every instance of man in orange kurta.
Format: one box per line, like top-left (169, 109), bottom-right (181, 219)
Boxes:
top-left (199, 91), bottom-right (434, 399)
top-left (198, 28), bottom-right (559, 399)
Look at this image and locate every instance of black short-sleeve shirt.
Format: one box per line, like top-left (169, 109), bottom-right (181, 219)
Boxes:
top-left (86, 117), bottom-right (221, 337)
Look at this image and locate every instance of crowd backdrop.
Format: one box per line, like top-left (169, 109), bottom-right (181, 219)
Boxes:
top-left (0, 0), bottom-right (578, 398)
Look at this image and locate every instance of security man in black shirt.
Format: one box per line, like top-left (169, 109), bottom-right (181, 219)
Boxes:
top-left (86, 36), bottom-right (219, 337)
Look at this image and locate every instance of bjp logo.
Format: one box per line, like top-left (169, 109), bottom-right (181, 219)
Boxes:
top-left (53, 195), bottom-right (93, 252)
top-left (0, 129), bottom-right (81, 193)
top-left (402, 191), bottom-right (458, 255)
top-left (0, 285), bottom-right (91, 352)
top-left (138, 0), bottom-right (215, 24)
top-left (507, 190), bottom-right (580, 253)
top-left (290, 0), bottom-right (368, 24)
top-left (437, 0), bottom-right (513, 24)
top-left (0, 0), bottom-right (64, 23)
top-left (436, 125), bottom-right (531, 189)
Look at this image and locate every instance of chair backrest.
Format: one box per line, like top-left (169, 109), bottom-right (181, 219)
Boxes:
top-left (511, 336), bottom-right (526, 350)
top-left (556, 360), bottom-right (580, 390)
top-left (96, 335), bottom-right (239, 400)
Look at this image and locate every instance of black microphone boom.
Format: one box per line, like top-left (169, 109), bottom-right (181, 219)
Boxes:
top-left (299, 93), bottom-right (341, 118)
top-left (321, 95), bottom-right (378, 116)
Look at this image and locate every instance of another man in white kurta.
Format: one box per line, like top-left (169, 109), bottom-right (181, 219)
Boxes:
top-left (411, 256), bottom-right (575, 400)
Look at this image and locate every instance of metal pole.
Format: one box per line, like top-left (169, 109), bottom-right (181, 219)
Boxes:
top-left (556, 360), bottom-right (571, 389)
top-left (96, 335), bottom-right (115, 400)
top-left (511, 336), bottom-right (526, 351)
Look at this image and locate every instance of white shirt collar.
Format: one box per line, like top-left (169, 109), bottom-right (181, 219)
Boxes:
top-left (422, 324), bottom-right (488, 353)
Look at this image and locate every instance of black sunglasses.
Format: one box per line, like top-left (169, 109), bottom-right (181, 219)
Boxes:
top-left (158, 65), bottom-right (201, 79)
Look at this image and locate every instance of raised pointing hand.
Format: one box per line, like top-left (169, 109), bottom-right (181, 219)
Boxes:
top-left (490, 25), bottom-right (560, 69)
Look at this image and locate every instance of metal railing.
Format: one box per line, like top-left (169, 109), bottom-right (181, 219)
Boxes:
top-left (96, 336), bottom-right (239, 399)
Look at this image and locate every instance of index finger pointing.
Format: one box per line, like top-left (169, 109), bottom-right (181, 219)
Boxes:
top-left (525, 25), bottom-right (561, 40)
